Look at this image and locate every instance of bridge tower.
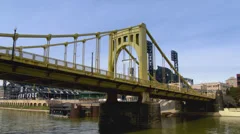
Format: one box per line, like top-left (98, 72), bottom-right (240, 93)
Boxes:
top-left (99, 24), bottom-right (161, 133)
top-left (108, 23), bottom-right (148, 80)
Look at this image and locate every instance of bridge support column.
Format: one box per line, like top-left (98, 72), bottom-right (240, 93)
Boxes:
top-left (99, 92), bottom-right (161, 133)
top-left (138, 92), bottom-right (150, 103)
top-left (182, 90), bottom-right (224, 113)
top-left (183, 100), bottom-right (214, 112)
top-left (213, 90), bottom-right (224, 111)
top-left (106, 92), bottom-right (117, 103)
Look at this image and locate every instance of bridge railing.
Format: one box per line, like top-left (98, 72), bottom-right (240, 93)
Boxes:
top-left (0, 47), bottom-right (213, 99)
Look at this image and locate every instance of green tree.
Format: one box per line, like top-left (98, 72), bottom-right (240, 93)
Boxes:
top-left (228, 87), bottom-right (240, 105)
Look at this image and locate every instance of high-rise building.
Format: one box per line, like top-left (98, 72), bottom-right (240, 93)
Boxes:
top-left (226, 77), bottom-right (237, 87)
top-left (154, 66), bottom-right (193, 86)
top-left (237, 74), bottom-right (240, 87)
top-left (154, 66), bottom-right (175, 83)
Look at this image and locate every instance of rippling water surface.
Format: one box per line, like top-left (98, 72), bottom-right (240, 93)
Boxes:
top-left (0, 109), bottom-right (240, 134)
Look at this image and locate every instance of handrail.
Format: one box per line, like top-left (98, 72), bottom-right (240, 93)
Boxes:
top-left (0, 47), bottom-right (214, 99)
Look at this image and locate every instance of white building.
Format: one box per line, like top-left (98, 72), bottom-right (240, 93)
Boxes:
top-left (0, 87), bottom-right (4, 99)
top-left (192, 82), bottom-right (230, 95)
top-left (226, 77), bottom-right (237, 87)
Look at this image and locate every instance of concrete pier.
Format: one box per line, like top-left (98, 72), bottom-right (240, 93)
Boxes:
top-left (99, 92), bottom-right (161, 133)
top-left (183, 90), bottom-right (224, 113)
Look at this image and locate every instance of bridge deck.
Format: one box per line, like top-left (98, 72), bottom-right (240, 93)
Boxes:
top-left (0, 48), bottom-right (214, 101)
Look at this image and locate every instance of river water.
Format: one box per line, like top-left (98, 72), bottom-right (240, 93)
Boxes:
top-left (0, 109), bottom-right (240, 134)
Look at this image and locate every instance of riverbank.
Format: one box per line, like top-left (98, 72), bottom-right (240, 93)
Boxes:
top-left (0, 105), bottom-right (49, 113)
top-left (162, 108), bottom-right (240, 117)
top-left (162, 112), bottom-right (221, 117)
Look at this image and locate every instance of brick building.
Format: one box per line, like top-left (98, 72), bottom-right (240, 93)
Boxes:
top-left (237, 74), bottom-right (240, 87)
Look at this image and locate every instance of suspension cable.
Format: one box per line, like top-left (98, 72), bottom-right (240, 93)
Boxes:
top-left (10, 34), bottom-right (109, 49)
top-left (123, 49), bottom-right (126, 75)
top-left (162, 56), bottom-right (166, 83)
top-left (0, 24), bottom-right (141, 38)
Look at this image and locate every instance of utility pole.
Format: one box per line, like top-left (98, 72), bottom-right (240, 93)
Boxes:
top-left (91, 52), bottom-right (94, 74)
top-left (11, 28), bottom-right (17, 60)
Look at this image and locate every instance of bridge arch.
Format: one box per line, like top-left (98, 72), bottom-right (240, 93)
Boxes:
top-left (114, 42), bottom-right (139, 75)
top-left (108, 23), bottom-right (148, 80)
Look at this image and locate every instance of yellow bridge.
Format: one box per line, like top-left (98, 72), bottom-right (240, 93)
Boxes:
top-left (0, 23), bottom-right (214, 102)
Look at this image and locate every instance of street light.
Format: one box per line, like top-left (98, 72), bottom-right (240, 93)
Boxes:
top-left (12, 28), bottom-right (17, 60)
top-left (91, 52), bottom-right (94, 74)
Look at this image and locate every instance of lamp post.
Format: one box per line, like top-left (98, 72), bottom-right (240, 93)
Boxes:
top-left (91, 52), bottom-right (94, 74)
top-left (12, 28), bottom-right (17, 60)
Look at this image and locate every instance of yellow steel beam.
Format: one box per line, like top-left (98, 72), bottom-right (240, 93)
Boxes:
top-left (123, 47), bottom-right (139, 65)
top-left (10, 34), bottom-right (109, 49)
top-left (148, 73), bottom-right (157, 81)
top-left (0, 46), bottom-right (9, 49)
top-left (0, 51), bottom-right (214, 100)
top-left (0, 24), bottom-right (141, 39)
top-left (0, 32), bottom-right (102, 38)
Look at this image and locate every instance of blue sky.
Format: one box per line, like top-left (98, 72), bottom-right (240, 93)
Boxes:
top-left (0, 0), bottom-right (239, 84)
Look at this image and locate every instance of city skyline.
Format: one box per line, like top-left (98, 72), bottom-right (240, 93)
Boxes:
top-left (0, 0), bottom-right (240, 84)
